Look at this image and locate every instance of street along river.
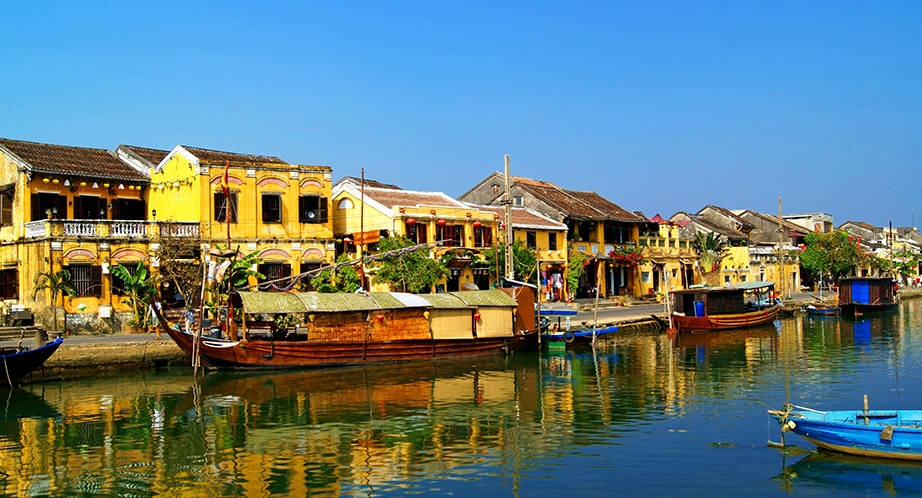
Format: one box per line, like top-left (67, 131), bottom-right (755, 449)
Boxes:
top-left (2, 298), bottom-right (920, 497)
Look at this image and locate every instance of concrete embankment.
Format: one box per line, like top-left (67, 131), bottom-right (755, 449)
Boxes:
top-left (20, 334), bottom-right (189, 384)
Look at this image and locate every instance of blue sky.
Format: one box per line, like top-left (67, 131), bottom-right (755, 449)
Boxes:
top-left (2, 1), bottom-right (920, 228)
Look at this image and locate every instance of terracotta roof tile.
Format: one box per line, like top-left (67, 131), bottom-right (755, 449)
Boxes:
top-left (468, 204), bottom-right (567, 230)
top-left (363, 187), bottom-right (464, 210)
top-left (181, 145), bottom-right (286, 165)
top-left (120, 145), bottom-right (170, 166)
top-left (0, 137), bottom-right (148, 182)
top-left (515, 179), bottom-right (643, 222)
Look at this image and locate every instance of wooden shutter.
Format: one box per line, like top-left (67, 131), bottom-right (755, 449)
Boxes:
top-left (90, 266), bottom-right (103, 297)
top-left (319, 197), bottom-right (328, 222)
top-left (31, 193), bottom-right (41, 221)
top-left (74, 196), bottom-right (83, 220)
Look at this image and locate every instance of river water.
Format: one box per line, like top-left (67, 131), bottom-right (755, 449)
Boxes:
top-left (2, 299), bottom-right (921, 497)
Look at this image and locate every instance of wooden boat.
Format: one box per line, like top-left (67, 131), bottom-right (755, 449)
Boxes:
top-left (769, 402), bottom-right (922, 461)
top-left (543, 324), bottom-right (618, 347)
top-left (805, 304), bottom-right (841, 316)
top-left (0, 336), bottom-right (63, 387)
top-left (670, 281), bottom-right (780, 334)
top-left (837, 277), bottom-right (899, 314)
top-left (156, 287), bottom-right (538, 371)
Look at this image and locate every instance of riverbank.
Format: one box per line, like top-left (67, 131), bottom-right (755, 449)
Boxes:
top-left (17, 291), bottom-right (922, 384)
top-left (21, 334), bottom-right (188, 384)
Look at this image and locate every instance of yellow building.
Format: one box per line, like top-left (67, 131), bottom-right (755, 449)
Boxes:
top-left (0, 137), bottom-right (336, 333)
top-left (636, 216), bottom-right (698, 298)
top-left (332, 177), bottom-right (499, 292)
top-left (0, 137), bottom-right (152, 332)
top-left (465, 204), bottom-right (568, 302)
top-left (126, 144), bottom-right (336, 288)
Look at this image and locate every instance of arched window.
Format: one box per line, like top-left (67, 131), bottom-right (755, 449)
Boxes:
top-left (338, 198), bottom-right (353, 209)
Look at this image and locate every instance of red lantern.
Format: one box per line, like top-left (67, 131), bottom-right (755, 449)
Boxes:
top-left (473, 220), bottom-right (482, 228)
top-left (437, 219), bottom-right (447, 226)
top-left (406, 218), bottom-right (416, 225)
top-left (474, 311), bottom-right (481, 321)
top-left (376, 314), bottom-right (384, 322)
top-left (343, 237), bottom-right (353, 244)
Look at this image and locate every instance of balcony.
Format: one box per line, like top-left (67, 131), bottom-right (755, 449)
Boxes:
top-left (24, 220), bottom-right (200, 239)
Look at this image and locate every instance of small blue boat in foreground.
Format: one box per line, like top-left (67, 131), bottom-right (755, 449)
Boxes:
top-left (769, 402), bottom-right (922, 461)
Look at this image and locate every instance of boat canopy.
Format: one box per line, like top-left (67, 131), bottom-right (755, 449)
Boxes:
top-left (236, 289), bottom-right (518, 315)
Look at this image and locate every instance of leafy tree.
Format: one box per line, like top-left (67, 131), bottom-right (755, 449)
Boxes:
top-left (371, 236), bottom-right (448, 293)
top-left (110, 262), bottom-right (158, 327)
top-left (800, 231), bottom-right (865, 281)
top-left (481, 239), bottom-right (538, 285)
top-left (566, 249), bottom-right (588, 299)
top-left (311, 255), bottom-right (362, 293)
top-left (31, 269), bottom-right (77, 332)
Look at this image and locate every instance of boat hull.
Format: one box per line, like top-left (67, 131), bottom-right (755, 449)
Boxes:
top-left (672, 305), bottom-right (779, 334)
top-left (164, 325), bottom-right (538, 371)
top-left (806, 305), bottom-right (841, 316)
top-left (542, 326), bottom-right (618, 346)
top-left (771, 406), bottom-right (922, 461)
top-left (841, 302), bottom-right (899, 314)
top-left (0, 337), bottom-right (63, 386)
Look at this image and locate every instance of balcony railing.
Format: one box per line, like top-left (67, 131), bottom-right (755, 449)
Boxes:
top-left (24, 220), bottom-right (200, 239)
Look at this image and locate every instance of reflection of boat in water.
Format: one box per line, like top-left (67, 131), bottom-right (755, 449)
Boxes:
top-left (0, 388), bottom-right (60, 423)
top-left (672, 323), bottom-right (777, 350)
top-left (770, 402), bottom-right (922, 461)
top-left (175, 354), bottom-right (534, 423)
top-left (775, 452), bottom-right (922, 494)
top-left (0, 336), bottom-right (63, 387)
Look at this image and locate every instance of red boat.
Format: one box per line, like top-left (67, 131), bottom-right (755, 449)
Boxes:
top-left (670, 281), bottom-right (780, 334)
top-left (156, 287), bottom-right (538, 371)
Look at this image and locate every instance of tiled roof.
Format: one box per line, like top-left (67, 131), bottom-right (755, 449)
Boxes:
top-left (120, 145), bottom-right (170, 166)
top-left (335, 177), bottom-right (401, 190)
top-left (0, 137), bottom-right (148, 182)
top-left (468, 204), bottom-right (567, 230)
top-left (516, 180), bottom-right (643, 222)
top-left (363, 186), bottom-right (465, 210)
top-left (181, 145), bottom-right (286, 165)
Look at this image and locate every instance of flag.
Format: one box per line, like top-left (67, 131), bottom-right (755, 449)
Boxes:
top-left (221, 160), bottom-right (230, 196)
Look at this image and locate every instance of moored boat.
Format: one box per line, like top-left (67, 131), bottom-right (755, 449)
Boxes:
top-left (837, 277), bottom-right (899, 314)
top-left (769, 402), bottom-right (922, 461)
top-left (543, 324), bottom-right (618, 347)
top-left (670, 281), bottom-right (780, 334)
top-left (805, 304), bottom-right (841, 316)
top-left (0, 336), bottom-right (63, 387)
top-left (156, 287), bottom-right (538, 371)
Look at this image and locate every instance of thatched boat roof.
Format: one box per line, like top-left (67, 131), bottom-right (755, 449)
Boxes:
top-left (237, 289), bottom-right (517, 314)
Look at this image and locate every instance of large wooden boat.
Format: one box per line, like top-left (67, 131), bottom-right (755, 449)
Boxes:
top-left (0, 336), bottom-right (63, 387)
top-left (837, 277), bottom-right (899, 314)
top-left (670, 281), bottom-right (780, 334)
top-left (770, 402), bottom-right (922, 461)
top-left (156, 287), bottom-right (538, 371)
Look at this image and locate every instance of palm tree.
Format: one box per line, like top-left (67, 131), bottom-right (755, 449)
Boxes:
top-left (32, 269), bottom-right (77, 332)
top-left (691, 231), bottom-right (728, 286)
top-left (110, 262), bottom-right (158, 328)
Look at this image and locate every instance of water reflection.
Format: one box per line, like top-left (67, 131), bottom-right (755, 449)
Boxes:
top-left (0, 299), bottom-right (919, 496)
top-left (775, 452), bottom-right (922, 494)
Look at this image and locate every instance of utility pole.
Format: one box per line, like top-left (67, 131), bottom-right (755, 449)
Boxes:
top-left (778, 197), bottom-right (784, 298)
top-left (503, 155), bottom-right (514, 280)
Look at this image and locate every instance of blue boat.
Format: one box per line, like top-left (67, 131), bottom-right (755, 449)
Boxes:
top-left (804, 304), bottom-right (841, 316)
top-left (769, 402), bottom-right (922, 461)
top-left (0, 337), bottom-right (63, 387)
top-left (837, 277), bottom-right (899, 314)
top-left (543, 324), bottom-right (618, 347)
